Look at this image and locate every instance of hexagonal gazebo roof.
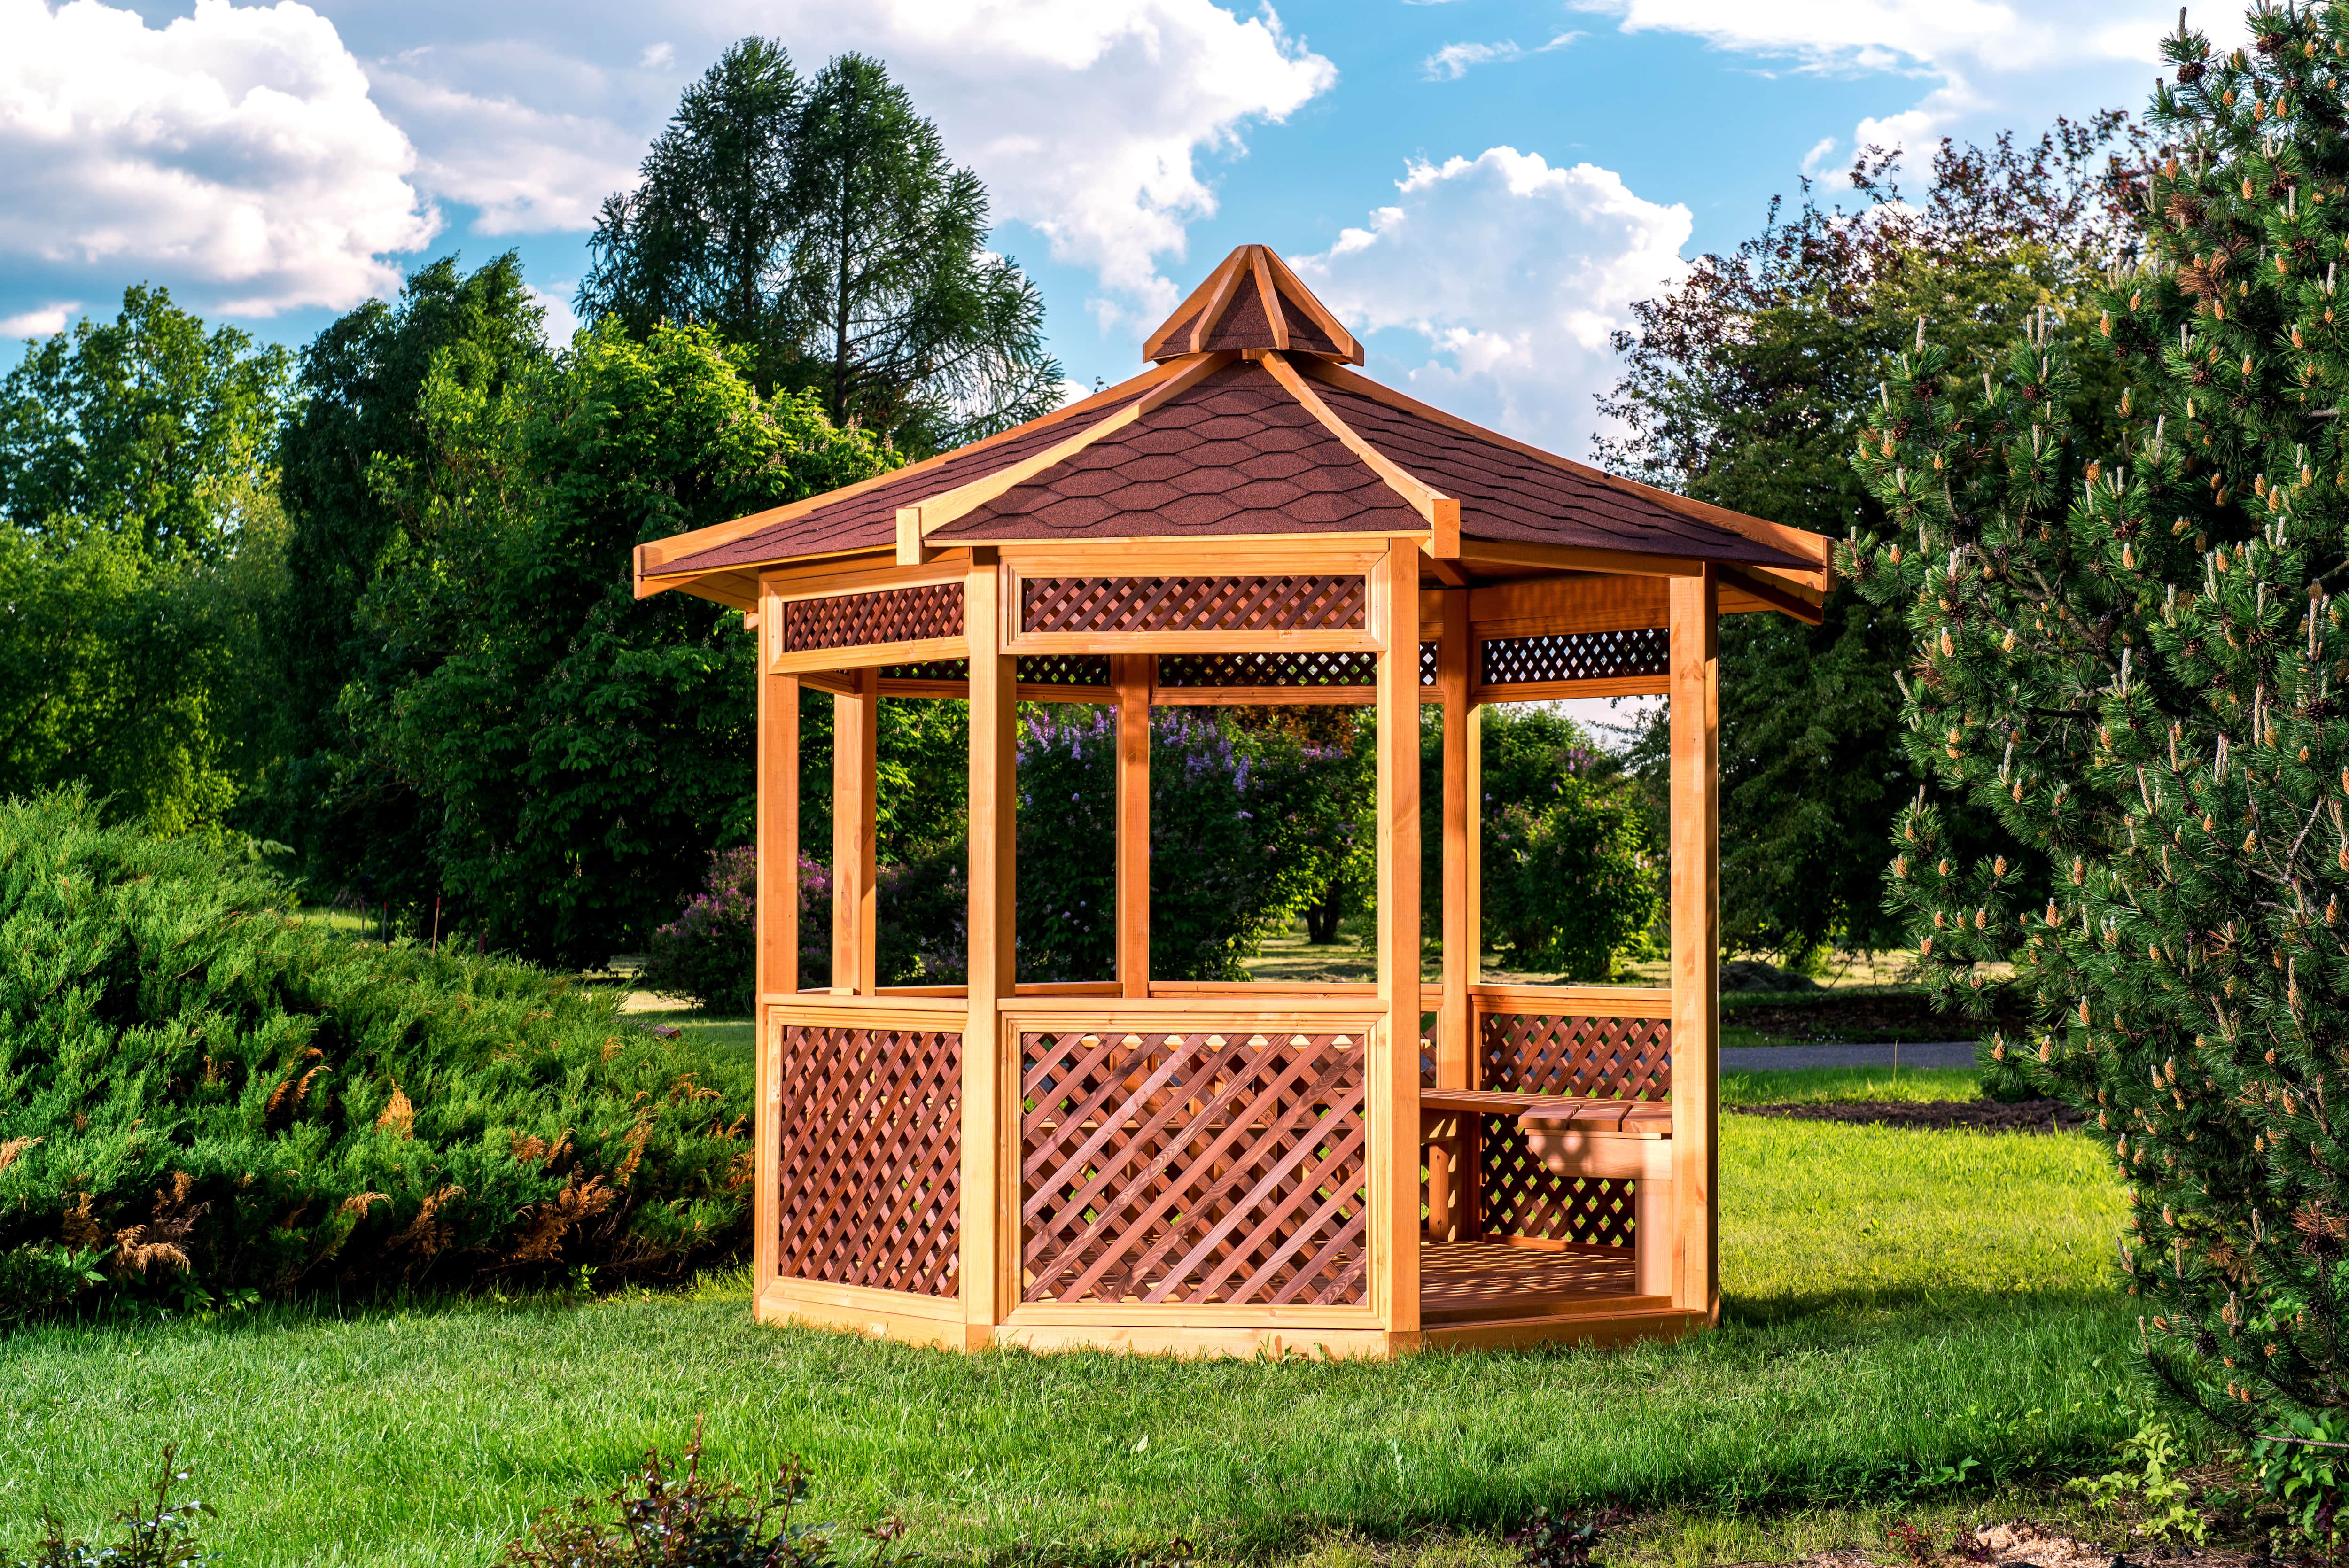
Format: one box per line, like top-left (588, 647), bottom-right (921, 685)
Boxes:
top-left (637, 244), bottom-right (1825, 616)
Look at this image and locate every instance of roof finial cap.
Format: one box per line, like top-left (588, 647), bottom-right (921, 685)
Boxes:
top-left (1141, 244), bottom-right (1363, 365)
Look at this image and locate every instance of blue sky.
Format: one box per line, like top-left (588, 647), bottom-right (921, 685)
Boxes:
top-left (0, 0), bottom-right (2230, 456)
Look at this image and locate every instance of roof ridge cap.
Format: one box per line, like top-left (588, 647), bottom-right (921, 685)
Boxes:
top-left (1256, 351), bottom-right (1453, 550)
top-left (1298, 359), bottom-right (1826, 578)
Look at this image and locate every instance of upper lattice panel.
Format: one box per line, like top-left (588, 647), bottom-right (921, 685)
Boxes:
top-left (1142, 245), bottom-right (1363, 365)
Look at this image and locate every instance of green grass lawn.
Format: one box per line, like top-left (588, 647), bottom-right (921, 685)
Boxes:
top-left (3, 1083), bottom-right (2131, 1568)
top-left (1720, 1066), bottom-right (1981, 1105)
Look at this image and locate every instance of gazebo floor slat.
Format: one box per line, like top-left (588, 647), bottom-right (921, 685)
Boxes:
top-left (1419, 1239), bottom-right (1636, 1322)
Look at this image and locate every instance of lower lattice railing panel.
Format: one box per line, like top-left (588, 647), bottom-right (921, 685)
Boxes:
top-left (1481, 1011), bottom-right (1671, 1100)
top-left (1477, 1117), bottom-right (1638, 1248)
top-left (1020, 1026), bottom-right (1369, 1306)
top-left (774, 1023), bottom-right (962, 1297)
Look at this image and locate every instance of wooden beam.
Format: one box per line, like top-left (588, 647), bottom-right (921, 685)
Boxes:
top-left (1667, 568), bottom-right (1720, 1325)
top-left (1437, 589), bottom-right (1477, 1095)
top-left (1115, 654), bottom-right (1151, 998)
top-left (1259, 351), bottom-right (1449, 532)
top-left (753, 612), bottom-right (797, 1302)
top-left (1719, 563), bottom-right (1827, 625)
top-left (832, 668), bottom-right (879, 995)
top-left (1468, 574), bottom-right (1667, 637)
top-left (1375, 540), bottom-right (1423, 1340)
top-left (963, 550), bottom-right (1018, 1346)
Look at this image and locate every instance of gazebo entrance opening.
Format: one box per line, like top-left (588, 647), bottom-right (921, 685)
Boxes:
top-left (636, 244), bottom-right (1831, 1356)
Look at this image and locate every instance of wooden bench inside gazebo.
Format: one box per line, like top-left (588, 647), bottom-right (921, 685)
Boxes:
top-left (635, 244), bottom-right (1832, 1356)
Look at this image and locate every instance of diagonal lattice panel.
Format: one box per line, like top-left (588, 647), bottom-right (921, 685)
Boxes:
top-left (1020, 1027), bottom-right (1369, 1306)
top-left (1480, 1012), bottom-right (1671, 1100)
top-left (1480, 627), bottom-right (1670, 686)
top-left (774, 1025), bottom-right (962, 1296)
top-left (784, 585), bottom-right (964, 652)
top-left (1155, 650), bottom-right (1379, 690)
top-left (1021, 575), bottom-right (1368, 635)
top-left (1478, 1117), bottom-right (1638, 1248)
top-left (870, 656), bottom-right (1114, 687)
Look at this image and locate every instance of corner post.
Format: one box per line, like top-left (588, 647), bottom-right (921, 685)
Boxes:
top-left (1376, 540), bottom-right (1423, 1345)
top-left (963, 549), bottom-right (1017, 1349)
top-left (754, 593), bottom-right (797, 1302)
top-left (1114, 654), bottom-right (1151, 999)
top-left (832, 667), bottom-right (879, 994)
top-left (1436, 587), bottom-right (1477, 1092)
top-left (1668, 567), bottom-right (1720, 1321)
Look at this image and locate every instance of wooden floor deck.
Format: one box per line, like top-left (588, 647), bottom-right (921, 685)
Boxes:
top-left (1419, 1239), bottom-right (1638, 1323)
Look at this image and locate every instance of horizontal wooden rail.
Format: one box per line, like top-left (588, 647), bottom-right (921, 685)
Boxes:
top-left (1470, 983), bottom-right (1671, 1017)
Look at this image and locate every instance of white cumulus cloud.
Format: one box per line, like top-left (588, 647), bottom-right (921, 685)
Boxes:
top-left (703, 0), bottom-right (1337, 325)
top-left (369, 51), bottom-right (647, 234)
top-left (0, 0), bottom-right (438, 317)
top-left (327, 0), bottom-right (1337, 329)
top-left (1573, 0), bottom-right (2243, 176)
top-left (1294, 147), bottom-right (1691, 453)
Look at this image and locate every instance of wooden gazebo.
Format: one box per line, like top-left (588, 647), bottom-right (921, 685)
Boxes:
top-left (635, 245), bottom-right (1831, 1356)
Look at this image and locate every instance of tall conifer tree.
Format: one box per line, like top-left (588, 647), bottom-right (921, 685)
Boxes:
top-left (1857, 0), bottom-right (2349, 1431)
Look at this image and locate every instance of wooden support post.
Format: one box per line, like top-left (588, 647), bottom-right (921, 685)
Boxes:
top-left (1115, 654), bottom-right (1151, 998)
top-left (963, 550), bottom-right (1017, 1349)
top-left (832, 667), bottom-right (879, 995)
top-left (753, 599), bottom-right (797, 1295)
top-left (1436, 587), bottom-right (1477, 1093)
top-left (1375, 540), bottom-right (1423, 1343)
top-left (1668, 567), bottom-right (1721, 1322)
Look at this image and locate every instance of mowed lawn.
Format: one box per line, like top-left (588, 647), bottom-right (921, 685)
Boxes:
top-left (2, 1067), bottom-right (2131, 1566)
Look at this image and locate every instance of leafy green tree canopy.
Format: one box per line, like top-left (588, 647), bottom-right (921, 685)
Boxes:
top-left (0, 284), bottom-right (289, 565)
top-left (343, 319), bottom-right (891, 965)
top-left (257, 254), bottom-right (549, 884)
top-left (579, 40), bottom-right (1062, 454)
top-left (1602, 124), bottom-right (2139, 963)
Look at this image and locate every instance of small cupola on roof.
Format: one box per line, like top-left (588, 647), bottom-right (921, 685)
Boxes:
top-left (1141, 244), bottom-right (1363, 364)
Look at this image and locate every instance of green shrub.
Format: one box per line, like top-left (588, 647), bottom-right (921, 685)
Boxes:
top-left (643, 847), bottom-right (757, 1014)
top-left (14, 1445), bottom-right (211, 1568)
top-left (501, 1426), bottom-right (902, 1568)
top-left (0, 789), bottom-right (751, 1323)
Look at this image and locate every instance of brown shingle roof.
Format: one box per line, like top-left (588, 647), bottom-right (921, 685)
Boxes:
top-left (927, 362), bottom-right (1417, 542)
top-left (641, 243), bottom-right (1823, 584)
top-left (1306, 373), bottom-right (1808, 569)
top-left (652, 384), bottom-right (1141, 574)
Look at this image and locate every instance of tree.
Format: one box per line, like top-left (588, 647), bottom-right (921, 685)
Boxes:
top-left (1600, 125), bottom-right (2140, 963)
top-left (0, 287), bottom-right (292, 834)
top-left (1423, 706), bottom-right (1661, 981)
top-left (1851, 1), bottom-right (2349, 1445)
top-left (0, 284), bottom-right (290, 564)
top-left (256, 254), bottom-right (549, 896)
top-left (576, 39), bottom-right (802, 385)
top-left (579, 40), bottom-right (1062, 454)
top-left (352, 320), bottom-right (890, 966)
top-left (785, 53), bottom-right (1061, 451)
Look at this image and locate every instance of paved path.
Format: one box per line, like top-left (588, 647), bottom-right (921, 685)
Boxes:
top-left (1721, 1041), bottom-right (1979, 1071)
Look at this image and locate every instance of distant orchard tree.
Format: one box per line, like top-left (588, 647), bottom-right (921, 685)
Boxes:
top-left (578, 39), bottom-right (1062, 456)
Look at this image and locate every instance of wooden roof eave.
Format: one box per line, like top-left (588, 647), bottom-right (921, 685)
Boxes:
top-left (1293, 357), bottom-right (1836, 597)
top-left (633, 358), bottom-right (1187, 595)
